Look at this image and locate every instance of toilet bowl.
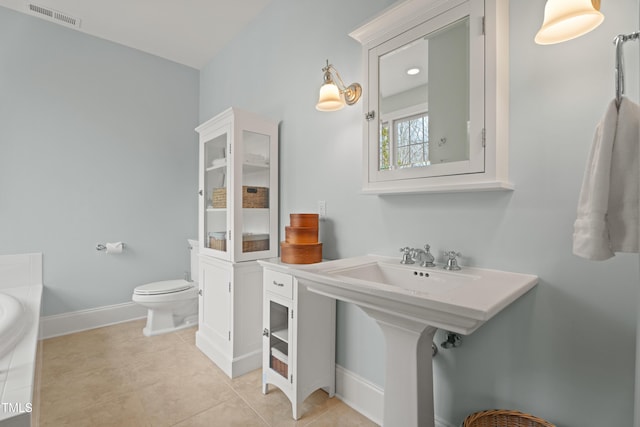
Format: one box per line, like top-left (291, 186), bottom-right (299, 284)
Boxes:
top-left (132, 239), bottom-right (199, 337)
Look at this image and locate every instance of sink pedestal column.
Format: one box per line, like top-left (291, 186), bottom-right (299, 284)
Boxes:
top-left (361, 307), bottom-right (438, 427)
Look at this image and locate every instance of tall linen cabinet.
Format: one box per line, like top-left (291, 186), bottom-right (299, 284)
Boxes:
top-left (195, 107), bottom-right (279, 378)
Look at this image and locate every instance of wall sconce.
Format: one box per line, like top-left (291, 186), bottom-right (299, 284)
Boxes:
top-left (315, 60), bottom-right (362, 111)
top-left (535, 0), bottom-right (604, 45)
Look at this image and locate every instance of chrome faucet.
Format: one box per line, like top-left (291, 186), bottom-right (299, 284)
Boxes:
top-left (400, 245), bottom-right (436, 267)
top-left (443, 251), bottom-right (462, 270)
top-left (410, 245), bottom-right (436, 267)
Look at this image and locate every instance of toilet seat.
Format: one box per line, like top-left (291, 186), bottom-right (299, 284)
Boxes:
top-left (134, 279), bottom-right (193, 296)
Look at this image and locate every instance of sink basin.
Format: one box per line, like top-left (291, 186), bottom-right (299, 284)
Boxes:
top-left (327, 260), bottom-right (477, 296)
top-left (259, 255), bottom-right (538, 427)
top-left (289, 255), bottom-right (537, 335)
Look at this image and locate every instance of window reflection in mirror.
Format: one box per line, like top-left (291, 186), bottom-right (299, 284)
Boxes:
top-left (378, 16), bottom-right (470, 172)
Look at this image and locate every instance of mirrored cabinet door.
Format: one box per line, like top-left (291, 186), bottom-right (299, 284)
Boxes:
top-left (351, 0), bottom-right (511, 194)
top-left (371, 4), bottom-right (483, 182)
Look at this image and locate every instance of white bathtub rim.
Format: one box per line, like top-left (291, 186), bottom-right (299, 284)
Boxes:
top-left (0, 293), bottom-right (27, 360)
top-left (0, 284), bottom-right (42, 423)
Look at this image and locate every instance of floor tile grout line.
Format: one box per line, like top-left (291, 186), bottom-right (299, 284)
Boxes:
top-left (228, 381), bottom-right (273, 426)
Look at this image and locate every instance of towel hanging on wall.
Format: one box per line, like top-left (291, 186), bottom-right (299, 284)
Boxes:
top-left (573, 97), bottom-right (640, 260)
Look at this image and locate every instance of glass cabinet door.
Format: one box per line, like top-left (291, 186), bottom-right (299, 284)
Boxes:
top-left (197, 107), bottom-right (278, 262)
top-left (203, 127), bottom-right (230, 257)
top-left (239, 130), bottom-right (272, 256)
top-left (267, 300), bottom-right (290, 379)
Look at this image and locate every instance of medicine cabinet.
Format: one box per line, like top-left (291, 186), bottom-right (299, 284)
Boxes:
top-left (350, 0), bottom-right (511, 194)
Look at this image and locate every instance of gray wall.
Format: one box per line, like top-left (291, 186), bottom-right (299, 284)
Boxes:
top-left (200, 0), bottom-right (639, 426)
top-left (0, 6), bottom-right (200, 316)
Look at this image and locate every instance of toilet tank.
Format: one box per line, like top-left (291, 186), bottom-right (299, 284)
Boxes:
top-left (187, 239), bottom-right (199, 283)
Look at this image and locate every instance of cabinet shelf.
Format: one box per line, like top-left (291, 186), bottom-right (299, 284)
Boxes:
top-left (206, 163), bottom-right (227, 172)
top-left (206, 207), bottom-right (271, 213)
top-left (272, 328), bottom-right (288, 343)
top-left (243, 161), bottom-right (270, 172)
top-left (206, 161), bottom-right (270, 173)
top-left (242, 208), bottom-right (270, 213)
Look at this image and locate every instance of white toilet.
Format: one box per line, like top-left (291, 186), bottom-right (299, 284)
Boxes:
top-left (132, 239), bottom-right (199, 337)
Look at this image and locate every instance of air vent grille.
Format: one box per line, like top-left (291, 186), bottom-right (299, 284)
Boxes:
top-left (28, 4), bottom-right (52, 18)
top-left (26, 3), bottom-right (81, 28)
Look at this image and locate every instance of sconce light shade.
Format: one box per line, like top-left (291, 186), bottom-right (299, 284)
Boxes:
top-left (535, 0), bottom-right (604, 45)
top-left (315, 60), bottom-right (362, 111)
top-left (316, 81), bottom-right (345, 111)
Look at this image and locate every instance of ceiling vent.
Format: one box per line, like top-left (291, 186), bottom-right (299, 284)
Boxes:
top-left (26, 3), bottom-right (81, 29)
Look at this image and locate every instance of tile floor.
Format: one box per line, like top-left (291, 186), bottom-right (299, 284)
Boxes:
top-left (33, 319), bottom-right (377, 427)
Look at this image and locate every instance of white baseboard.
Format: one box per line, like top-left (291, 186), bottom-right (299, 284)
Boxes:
top-left (40, 302), bottom-right (147, 339)
top-left (335, 364), bottom-right (384, 424)
top-left (335, 365), bottom-right (455, 427)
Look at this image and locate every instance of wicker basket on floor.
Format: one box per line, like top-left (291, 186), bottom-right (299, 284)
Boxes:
top-left (463, 409), bottom-right (556, 427)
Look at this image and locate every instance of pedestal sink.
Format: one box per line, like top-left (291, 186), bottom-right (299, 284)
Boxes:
top-left (259, 255), bottom-right (538, 427)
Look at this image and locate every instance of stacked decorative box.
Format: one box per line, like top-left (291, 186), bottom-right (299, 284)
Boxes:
top-left (280, 213), bottom-right (322, 264)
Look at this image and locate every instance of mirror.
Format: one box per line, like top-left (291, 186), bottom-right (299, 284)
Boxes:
top-left (379, 17), bottom-right (469, 171)
top-left (350, 0), bottom-right (511, 194)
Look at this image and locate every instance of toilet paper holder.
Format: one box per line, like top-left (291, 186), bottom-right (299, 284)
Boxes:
top-left (96, 242), bottom-right (126, 251)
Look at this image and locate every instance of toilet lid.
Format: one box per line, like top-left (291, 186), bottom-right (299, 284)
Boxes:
top-left (134, 279), bottom-right (193, 296)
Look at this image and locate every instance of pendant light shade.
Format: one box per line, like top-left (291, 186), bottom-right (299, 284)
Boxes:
top-left (535, 0), bottom-right (604, 45)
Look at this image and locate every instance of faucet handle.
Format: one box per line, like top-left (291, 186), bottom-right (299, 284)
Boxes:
top-left (443, 251), bottom-right (462, 271)
top-left (399, 247), bottom-right (415, 264)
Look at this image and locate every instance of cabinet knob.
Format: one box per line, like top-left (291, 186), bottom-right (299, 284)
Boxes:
top-left (198, 289), bottom-right (203, 296)
top-left (273, 280), bottom-right (284, 287)
top-left (198, 189), bottom-right (203, 196)
top-left (263, 328), bottom-right (269, 337)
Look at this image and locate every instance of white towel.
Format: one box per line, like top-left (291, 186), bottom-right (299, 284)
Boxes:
top-left (573, 97), bottom-right (640, 260)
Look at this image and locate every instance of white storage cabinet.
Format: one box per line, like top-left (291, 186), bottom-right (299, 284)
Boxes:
top-left (261, 263), bottom-right (336, 420)
top-left (195, 108), bottom-right (278, 378)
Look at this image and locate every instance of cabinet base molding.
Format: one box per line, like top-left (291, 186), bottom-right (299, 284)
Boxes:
top-left (196, 331), bottom-right (262, 378)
